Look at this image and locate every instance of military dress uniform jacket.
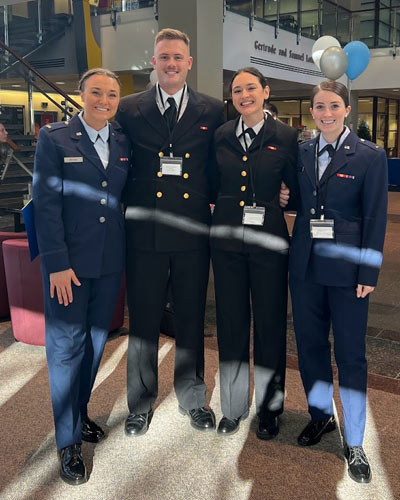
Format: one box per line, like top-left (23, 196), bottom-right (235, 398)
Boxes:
top-left (211, 116), bottom-right (299, 253)
top-left (116, 86), bottom-right (224, 252)
top-left (33, 114), bottom-right (130, 278)
top-left (289, 131), bottom-right (388, 287)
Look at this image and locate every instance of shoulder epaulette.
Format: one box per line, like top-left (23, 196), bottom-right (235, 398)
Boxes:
top-left (44, 121), bottom-right (69, 133)
top-left (358, 138), bottom-right (380, 151)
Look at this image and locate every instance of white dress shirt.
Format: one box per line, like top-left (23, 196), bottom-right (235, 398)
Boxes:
top-left (78, 111), bottom-right (110, 169)
top-left (236, 115), bottom-right (267, 151)
top-left (155, 83), bottom-right (189, 122)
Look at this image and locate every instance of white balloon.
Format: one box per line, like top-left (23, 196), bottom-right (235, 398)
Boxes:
top-left (312, 36), bottom-right (341, 70)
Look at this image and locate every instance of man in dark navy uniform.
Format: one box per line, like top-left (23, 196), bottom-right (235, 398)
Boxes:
top-left (117, 28), bottom-right (224, 435)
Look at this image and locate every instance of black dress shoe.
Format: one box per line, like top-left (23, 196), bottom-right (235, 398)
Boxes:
top-left (125, 409), bottom-right (153, 437)
top-left (81, 417), bottom-right (105, 443)
top-left (344, 444), bottom-right (371, 483)
top-left (179, 406), bottom-right (216, 431)
top-left (217, 416), bottom-right (241, 435)
top-left (297, 416), bottom-right (336, 446)
top-left (59, 444), bottom-right (87, 486)
top-left (256, 416), bottom-right (279, 440)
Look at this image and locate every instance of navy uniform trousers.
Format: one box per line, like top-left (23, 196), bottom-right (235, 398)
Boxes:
top-left (126, 249), bottom-right (209, 414)
top-left (43, 271), bottom-right (122, 450)
top-left (290, 272), bottom-right (369, 446)
top-left (212, 249), bottom-right (288, 421)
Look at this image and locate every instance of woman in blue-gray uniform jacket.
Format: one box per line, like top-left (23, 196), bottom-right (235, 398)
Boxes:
top-left (33, 68), bottom-right (130, 486)
top-left (289, 80), bottom-right (387, 484)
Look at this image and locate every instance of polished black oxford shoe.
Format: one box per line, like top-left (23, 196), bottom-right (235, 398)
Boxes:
top-left (81, 417), bottom-right (105, 443)
top-left (217, 416), bottom-right (241, 435)
top-left (344, 444), bottom-right (371, 483)
top-left (256, 416), bottom-right (279, 440)
top-left (59, 444), bottom-right (87, 486)
top-left (125, 409), bottom-right (153, 437)
top-left (297, 416), bottom-right (336, 446)
top-left (179, 406), bottom-right (216, 431)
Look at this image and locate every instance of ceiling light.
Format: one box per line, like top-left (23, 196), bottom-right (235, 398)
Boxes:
top-left (393, 89), bottom-right (399, 92)
top-left (11, 84), bottom-right (21, 87)
top-left (55, 81), bottom-right (65, 85)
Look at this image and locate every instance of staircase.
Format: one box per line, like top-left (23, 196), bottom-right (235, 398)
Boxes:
top-left (0, 134), bottom-right (35, 210)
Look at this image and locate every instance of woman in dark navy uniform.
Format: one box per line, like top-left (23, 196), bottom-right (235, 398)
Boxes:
top-left (33, 68), bottom-right (130, 485)
top-left (289, 80), bottom-right (387, 483)
top-left (211, 67), bottom-right (299, 438)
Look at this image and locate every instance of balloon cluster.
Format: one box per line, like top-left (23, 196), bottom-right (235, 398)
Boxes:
top-left (312, 36), bottom-right (370, 81)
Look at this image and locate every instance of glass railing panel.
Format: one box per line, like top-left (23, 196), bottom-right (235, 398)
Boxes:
top-left (336, 7), bottom-right (351, 45)
top-left (301, 9), bottom-right (319, 39)
top-left (95, 0), bottom-right (155, 16)
top-left (226, 0), bottom-right (252, 17)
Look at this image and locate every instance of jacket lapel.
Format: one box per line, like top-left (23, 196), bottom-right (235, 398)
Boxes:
top-left (136, 86), bottom-right (169, 140)
top-left (172, 87), bottom-right (205, 143)
top-left (222, 117), bottom-right (244, 155)
top-left (248, 115), bottom-right (277, 152)
top-left (69, 115), bottom-right (107, 177)
top-left (300, 140), bottom-right (317, 188)
top-left (107, 123), bottom-right (120, 173)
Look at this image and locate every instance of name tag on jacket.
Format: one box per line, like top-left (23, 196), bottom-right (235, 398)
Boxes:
top-left (64, 157), bottom-right (83, 163)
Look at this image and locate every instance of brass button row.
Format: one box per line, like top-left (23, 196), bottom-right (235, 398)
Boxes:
top-left (157, 172), bottom-right (189, 179)
top-left (158, 152), bottom-right (190, 158)
top-left (156, 192), bottom-right (190, 199)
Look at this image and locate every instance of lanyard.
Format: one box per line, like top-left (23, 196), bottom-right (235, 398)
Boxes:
top-left (241, 118), bottom-right (266, 207)
top-left (315, 127), bottom-right (346, 220)
top-left (158, 84), bottom-right (186, 157)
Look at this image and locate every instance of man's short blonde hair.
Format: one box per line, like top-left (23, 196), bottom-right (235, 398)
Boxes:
top-left (155, 28), bottom-right (190, 51)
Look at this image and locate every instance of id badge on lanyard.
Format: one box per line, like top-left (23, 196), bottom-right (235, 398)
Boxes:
top-left (310, 130), bottom-right (345, 239)
top-left (160, 156), bottom-right (183, 176)
top-left (242, 205), bottom-right (266, 226)
top-left (309, 218), bottom-right (335, 239)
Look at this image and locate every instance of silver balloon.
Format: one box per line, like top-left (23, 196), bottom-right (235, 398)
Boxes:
top-left (312, 36), bottom-right (341, 70)
top-left (320, 46), bottom-right (348, 80)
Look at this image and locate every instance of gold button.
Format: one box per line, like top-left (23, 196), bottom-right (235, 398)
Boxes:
top-left (183, 173), bottom-right (189, 179)
top-left (185, 153), bottom-right (190, 159)
top-left (158, 152), bottom-right (164, 157)
top-left (157, 191), bottom-right (163, 198)
top-left (239, 201), bottom-right (245, 207)
top-left (241, 171), bottom-right (247, 177)
top-left (242, 155), bottom-right (247, 162)
top-left (157, 171), bottom-right (163, 177)
top-left (241, 185), bottom-right (246, 192)
top-left (183, 193), bottom-right (189, 199)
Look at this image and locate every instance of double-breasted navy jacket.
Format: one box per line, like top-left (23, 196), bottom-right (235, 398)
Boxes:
top-left (116, 85), bottom-right (224, 252)
top-left (289, 130), bottom-right (388, 287)
top-left (211, 116), bottom-right (299, 253)
top-left (33, 114), bottom-right (130, 278)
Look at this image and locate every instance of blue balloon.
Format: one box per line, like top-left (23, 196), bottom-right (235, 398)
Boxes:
top-left (343, 41), bottom-right (370, 80)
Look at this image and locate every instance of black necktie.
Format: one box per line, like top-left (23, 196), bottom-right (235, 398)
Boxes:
top-left (243, 128), bottom-right (256, 140)
top-left (164, 97), bottom-right (177, 130)
top-left (318, 144), bottom-right (335, 157)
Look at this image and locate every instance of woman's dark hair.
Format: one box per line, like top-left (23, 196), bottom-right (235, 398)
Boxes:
top-left (78, 68), bottom-right (120, 92)
top-left (310, 80), bottom-right (349, 108)
top-left (229, 67), bottom-right (268, 93)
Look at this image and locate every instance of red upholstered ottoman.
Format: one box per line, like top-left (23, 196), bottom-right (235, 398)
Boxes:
top-left (0, 232), bottom-right (27, 318)
top-left (2, 239), bottom-right (126, 346)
